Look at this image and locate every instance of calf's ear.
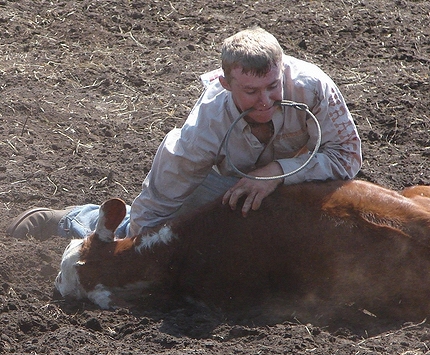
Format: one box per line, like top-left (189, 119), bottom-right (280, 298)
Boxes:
top-left (95, 198), bottom-right (127, 242)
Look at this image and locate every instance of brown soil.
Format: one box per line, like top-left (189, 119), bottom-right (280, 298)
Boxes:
top-left (1, 0), bottom-right (430, 353)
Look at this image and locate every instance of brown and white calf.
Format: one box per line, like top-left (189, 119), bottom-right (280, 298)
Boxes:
top-left (55, 179), bottom-right (430, 319)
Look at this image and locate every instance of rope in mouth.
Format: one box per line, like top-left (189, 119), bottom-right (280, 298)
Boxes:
top-left (224, 100), bottom-right (322, 181)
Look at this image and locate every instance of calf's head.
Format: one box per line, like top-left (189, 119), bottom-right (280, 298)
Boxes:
top-left (55, 197), bottom-right (177, 309)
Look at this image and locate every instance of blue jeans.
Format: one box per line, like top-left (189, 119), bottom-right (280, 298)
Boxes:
top-left (58, 169), bottom-right (239, 239)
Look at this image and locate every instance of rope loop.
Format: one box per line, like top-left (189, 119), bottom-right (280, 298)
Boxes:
top-left (224, 100), bottom-right (322, 181)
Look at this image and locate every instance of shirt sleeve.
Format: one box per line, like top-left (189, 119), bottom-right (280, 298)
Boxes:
top-left (129, 85), bottom-right (227, 236)
top-left (277, 72), bottom-right (362, 185)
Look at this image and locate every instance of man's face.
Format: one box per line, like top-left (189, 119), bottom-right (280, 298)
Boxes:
top-left (220, 65), bottom-right (283, 124)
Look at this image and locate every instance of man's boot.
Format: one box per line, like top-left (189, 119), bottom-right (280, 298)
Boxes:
top-left (6, 207), bottom-right (75, 240)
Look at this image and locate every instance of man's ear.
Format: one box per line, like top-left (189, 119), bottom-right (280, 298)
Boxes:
top-left (219, 75), bottom-right (231, 91)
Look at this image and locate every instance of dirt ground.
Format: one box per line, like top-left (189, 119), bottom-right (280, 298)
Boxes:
top-left (1, 0), bottom-right (429, 353)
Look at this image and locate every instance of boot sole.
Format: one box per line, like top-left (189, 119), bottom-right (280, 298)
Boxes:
top-left (6, 208), bottom-right (53, 237)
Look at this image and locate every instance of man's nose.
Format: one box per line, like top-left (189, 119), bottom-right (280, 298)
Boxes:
top-left (259, 91), bottom-right (271, 106)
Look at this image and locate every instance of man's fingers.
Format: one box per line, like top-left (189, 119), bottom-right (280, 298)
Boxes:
top-left (241, 193), bottom-right (263, 217)
top-left (223, 177), bottom-right (275, 215)
top-left (223, 187), bottom-right (242, 210)
top-left (222, 189), bottom-right (231, 205)
top-left (241, 193), bottom-right (254, 217)
top-left (251, 195), bottom-right (263, 211)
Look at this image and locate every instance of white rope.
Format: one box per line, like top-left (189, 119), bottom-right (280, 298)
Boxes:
top-left (224, 100), bottom-right (322, 181)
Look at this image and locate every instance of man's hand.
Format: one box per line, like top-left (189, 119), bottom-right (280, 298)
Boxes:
top-left (222, 161), bottom-right (283, 217)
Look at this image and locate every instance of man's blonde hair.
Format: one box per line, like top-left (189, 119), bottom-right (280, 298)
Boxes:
top-left (221, 27), bottom-right (284, 82)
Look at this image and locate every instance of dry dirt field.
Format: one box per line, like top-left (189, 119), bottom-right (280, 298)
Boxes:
top-left (1, 0), bottom-right (430, 354)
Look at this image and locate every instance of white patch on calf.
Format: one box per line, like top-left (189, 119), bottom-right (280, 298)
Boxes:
top-left (87, 282), bottom-right (154, 309)
top-left (135, 225), bottom-right (176, 253)
top-left (55, 239), bottom-right (87, 300)
top-left (87, 284), bottom-right (113, 309)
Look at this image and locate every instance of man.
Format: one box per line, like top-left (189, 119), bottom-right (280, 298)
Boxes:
top-left (7, 27), bottom-right (362, 240)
